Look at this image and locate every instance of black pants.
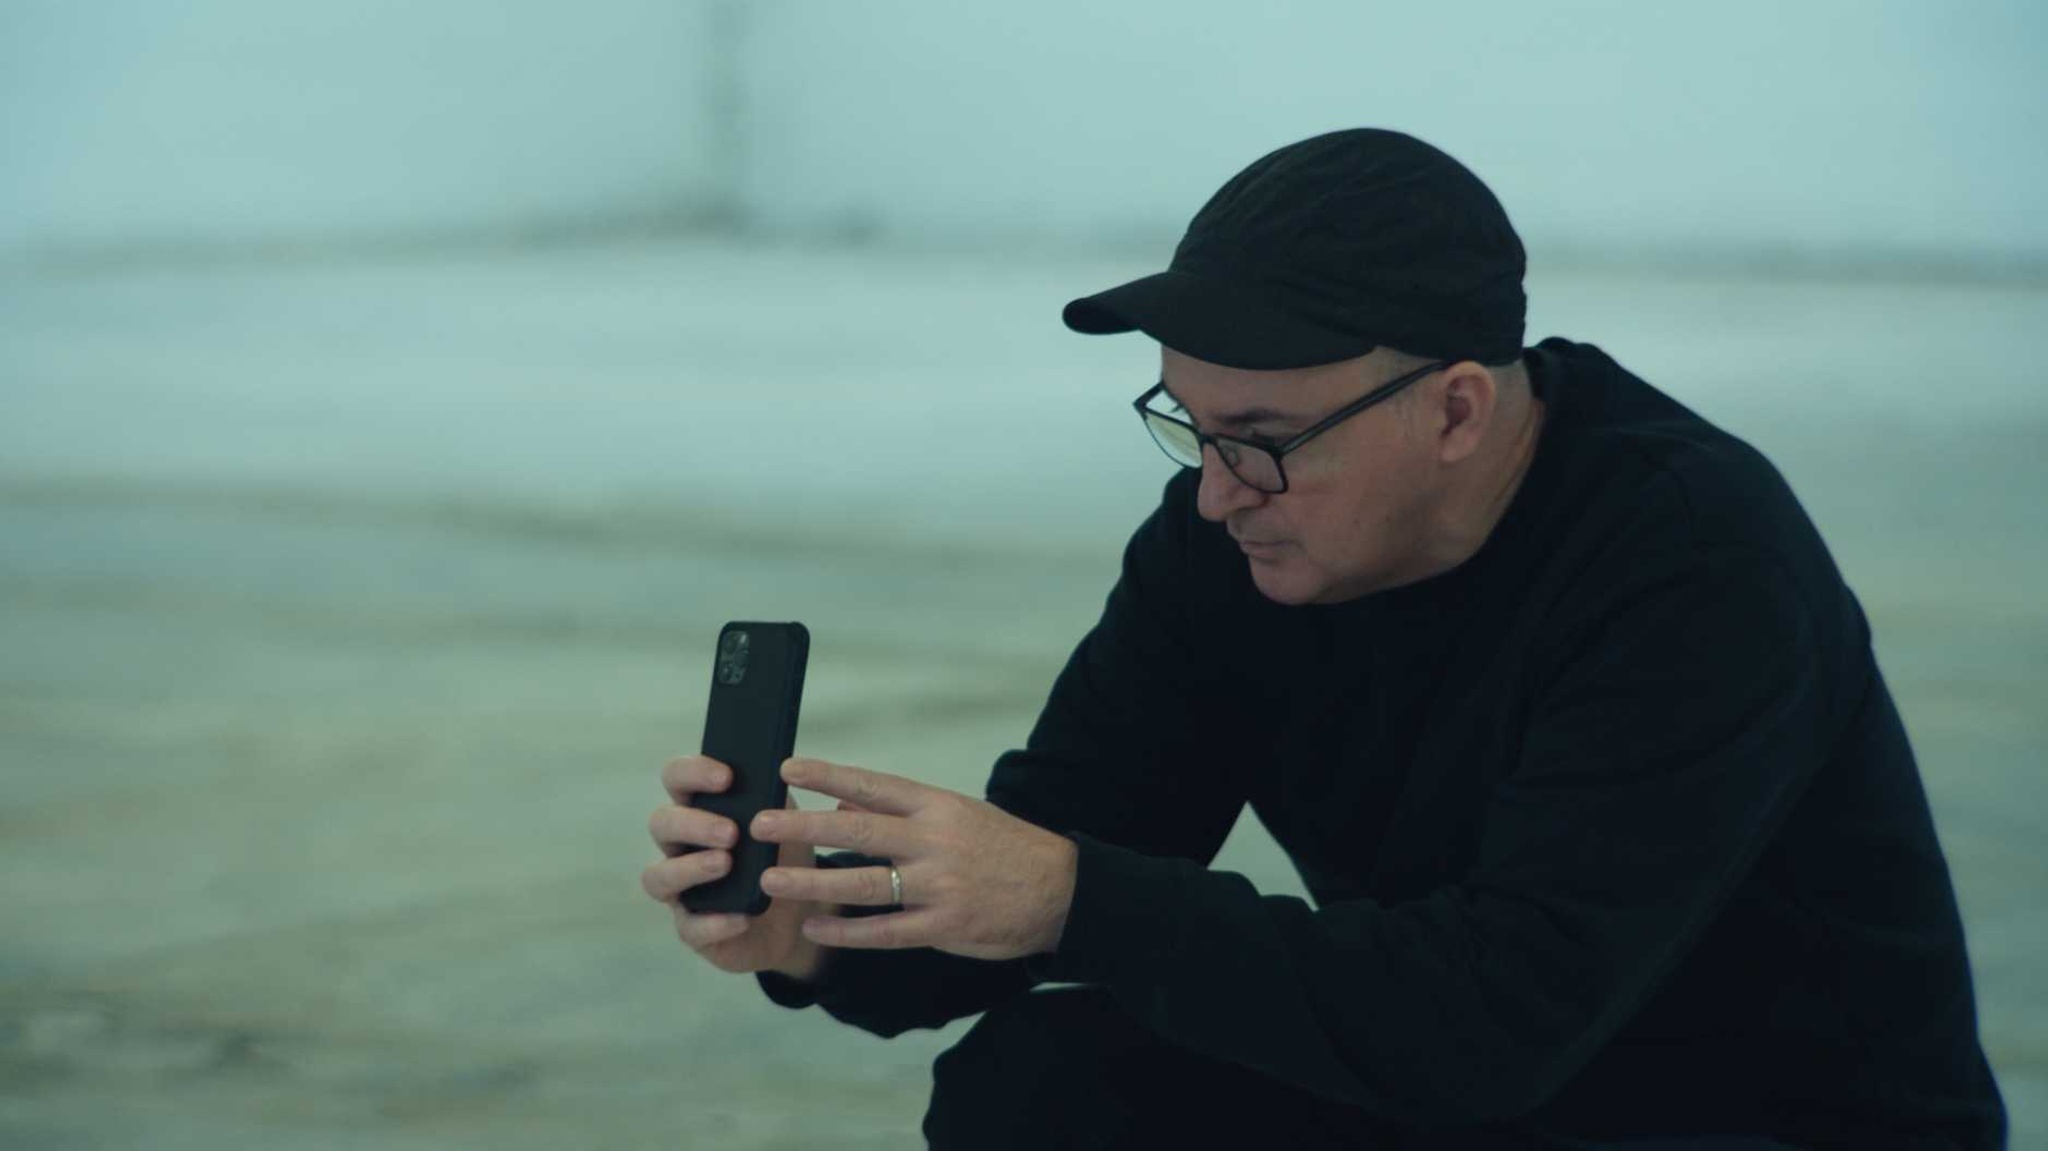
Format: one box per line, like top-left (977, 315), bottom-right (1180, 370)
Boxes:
top-left (922, 986), bottom-right (1805, 1150)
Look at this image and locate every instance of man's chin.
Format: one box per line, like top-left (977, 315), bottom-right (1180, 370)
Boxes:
top-left (1247, 555), bottom-right (1322, 606)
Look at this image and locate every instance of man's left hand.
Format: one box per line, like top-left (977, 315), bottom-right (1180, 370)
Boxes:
top-left (749, 757), bottom-right (1078, 962)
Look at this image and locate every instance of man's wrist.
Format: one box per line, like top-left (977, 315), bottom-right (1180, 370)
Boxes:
top-left (1041, 835), bottom-right (1079, 955)
top-left (773, 908), bottom-right (833, 982)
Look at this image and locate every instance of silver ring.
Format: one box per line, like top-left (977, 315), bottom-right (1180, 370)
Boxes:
top-left (887, 864), bottom-right (903, 906)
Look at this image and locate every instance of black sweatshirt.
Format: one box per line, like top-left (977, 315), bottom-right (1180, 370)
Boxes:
top-left (755, 337), bottom-right (2007, 1149)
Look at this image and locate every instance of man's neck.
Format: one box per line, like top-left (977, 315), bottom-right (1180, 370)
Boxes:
top-left (1407, 383), bottom-right (1547, 583)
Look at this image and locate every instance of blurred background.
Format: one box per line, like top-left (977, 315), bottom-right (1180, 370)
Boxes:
top-left (2, 1), bottom-right (2044, 1147)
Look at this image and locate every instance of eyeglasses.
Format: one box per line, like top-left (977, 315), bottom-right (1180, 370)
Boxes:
top-left (1133, 359), bottom-right (1452, 494)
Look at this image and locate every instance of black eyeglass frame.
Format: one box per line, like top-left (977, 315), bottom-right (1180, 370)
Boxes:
top-left (1133, 358), bottom-right (1454, 494)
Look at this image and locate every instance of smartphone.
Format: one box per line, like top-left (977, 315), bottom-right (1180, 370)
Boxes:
top-left (680, 620), bottom-right (809, 916)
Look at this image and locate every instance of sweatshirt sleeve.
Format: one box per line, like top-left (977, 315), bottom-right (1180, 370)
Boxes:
top-left (1022, 544), bottom-right (1830, 1124)
top-left (753, 848), bottom-right (1038, 1036)
top-left (755, 472), bottom-right (1258, 1036)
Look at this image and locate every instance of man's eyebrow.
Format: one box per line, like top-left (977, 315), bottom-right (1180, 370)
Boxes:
top-left (1156, 383), bottom-right (1303, 428)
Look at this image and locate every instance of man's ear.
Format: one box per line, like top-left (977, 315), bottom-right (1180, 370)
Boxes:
top-left (1435, 362), bottom-right (1497, 464)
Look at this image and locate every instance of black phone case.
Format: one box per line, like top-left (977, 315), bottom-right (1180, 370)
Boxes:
top-left (680, 620), bottom-right (809, 916)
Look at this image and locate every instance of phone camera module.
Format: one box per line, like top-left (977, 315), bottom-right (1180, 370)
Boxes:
top-left (716, 630), bottom-right (750, 685)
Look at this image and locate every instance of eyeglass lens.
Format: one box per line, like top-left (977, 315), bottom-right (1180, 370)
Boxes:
top-left (1140, 408), bottom-right (1283, 492)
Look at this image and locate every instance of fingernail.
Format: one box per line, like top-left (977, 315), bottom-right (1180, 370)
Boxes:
top-left (708, 853), bottom-right (729, 872)
top-left (753, 813), bottom-right (780, 834)
top-left (719, 823), bottom-right (738, 846)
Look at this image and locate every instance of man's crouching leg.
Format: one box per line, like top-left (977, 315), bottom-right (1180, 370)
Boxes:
top-left (922, 985), bottom-right (1394, 1149)
top-left (922, 985), bottom-right (1198, 1149)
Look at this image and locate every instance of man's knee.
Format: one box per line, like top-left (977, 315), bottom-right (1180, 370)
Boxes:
top-left (924, 986), bottom-right (1164, 1150)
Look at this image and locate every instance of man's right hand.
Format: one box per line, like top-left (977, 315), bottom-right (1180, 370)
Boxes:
top-left (642, 754), bottom-right (829, 982)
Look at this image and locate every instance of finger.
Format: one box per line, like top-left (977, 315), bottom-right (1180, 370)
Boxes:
top-left (662, 755), bottom-right (733, 804)
top-left (639, 849), bottom-right (732, 903)
top-left (800, 908), bottom-right (938, 950)
top-left (761, 863), bottom-right (900, 907)
top-left (673, 906), bottom-right (751, 950)
top-left (750, 807), bottom-right (919, 858)
top-left (648, 803), bottom-right (741, 853)
top-left (640, 849), bottom-right (731, 902)
top-left (780, 757), bottom-right (925, 816)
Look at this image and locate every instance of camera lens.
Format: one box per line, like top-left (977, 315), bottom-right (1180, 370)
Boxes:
top-left (717, 630), bottom-right (750, 684)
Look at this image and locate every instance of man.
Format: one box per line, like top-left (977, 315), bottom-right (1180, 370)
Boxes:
top-left (642, 128), bottom-right (2007, 1148)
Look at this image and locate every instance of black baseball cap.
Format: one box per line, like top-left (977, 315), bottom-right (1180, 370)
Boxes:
top-left (1062, 127), bottom-right (1526, 370)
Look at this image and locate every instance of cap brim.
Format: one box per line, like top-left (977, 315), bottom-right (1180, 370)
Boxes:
top-left (1061, 269), bottom-right (1378, 371)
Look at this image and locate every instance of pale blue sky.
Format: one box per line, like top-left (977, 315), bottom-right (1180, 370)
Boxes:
top-left (2, 0), bottom-right (2043, 264)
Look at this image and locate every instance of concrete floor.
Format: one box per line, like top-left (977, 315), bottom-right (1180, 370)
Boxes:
top-left (2, 239), bottom-right (2043, 1147)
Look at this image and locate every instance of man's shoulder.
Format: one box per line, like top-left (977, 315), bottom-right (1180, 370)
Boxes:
top-left (1551, 345), bottom-right (1819, 564)
top-left (1536, 351), bottom-right (1855, 653)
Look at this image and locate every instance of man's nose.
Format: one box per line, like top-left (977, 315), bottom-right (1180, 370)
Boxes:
top-left (1195, 443), bottom-right (1267, 523)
